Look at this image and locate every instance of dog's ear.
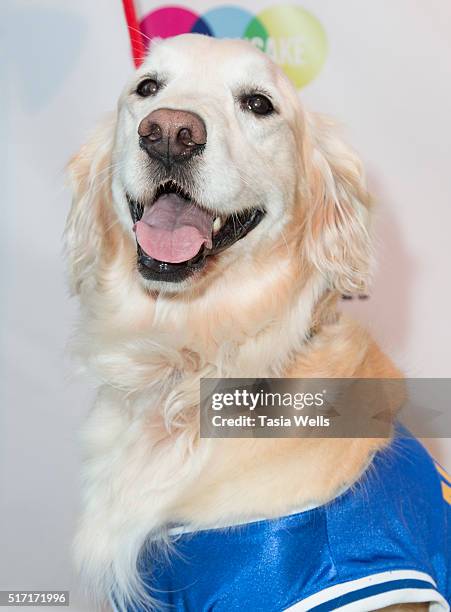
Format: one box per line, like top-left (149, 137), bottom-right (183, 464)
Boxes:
top-left (64, 115), bottom-right (116, 294)
top-left (302, 113), bottom-right (373, 295)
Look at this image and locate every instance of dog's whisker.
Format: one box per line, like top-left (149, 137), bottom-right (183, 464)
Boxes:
top-left (104, 217), bottom-right (121, 234)
top-left (279, 228), bottom-right (291, 259)
top-left (124, 25), bottom-right (154, 46)
top-left (86, 162), bottom-right (125, 201)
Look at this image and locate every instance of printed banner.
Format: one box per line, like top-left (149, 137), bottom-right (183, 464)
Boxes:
top-left (128, 2), bottom-right (328, 88)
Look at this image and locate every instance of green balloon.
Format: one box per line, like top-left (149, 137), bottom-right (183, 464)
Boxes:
top-left (244, 15), bottom-right (269, 55)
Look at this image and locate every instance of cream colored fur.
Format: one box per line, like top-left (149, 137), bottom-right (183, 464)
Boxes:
top-left (65, 35), bottom-right (424, 612)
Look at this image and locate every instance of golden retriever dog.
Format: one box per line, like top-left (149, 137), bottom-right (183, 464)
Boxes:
top-left (66, 35), bottom-right (448, 612)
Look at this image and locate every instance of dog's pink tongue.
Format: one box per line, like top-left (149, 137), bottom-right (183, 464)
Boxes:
top-left (134, 194), bottom-right (214, 263)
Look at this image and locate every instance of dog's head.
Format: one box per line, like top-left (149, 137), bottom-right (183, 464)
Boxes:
top-left (66, 34), bottom-right (371, 301)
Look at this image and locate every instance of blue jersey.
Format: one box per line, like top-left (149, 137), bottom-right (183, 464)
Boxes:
top-left (126, 427), bottom-right (450, 611)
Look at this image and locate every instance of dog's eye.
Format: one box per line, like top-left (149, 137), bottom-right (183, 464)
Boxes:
top-left (136, 78), bottom-right (159, 97)
top-left (242, 94), bottom-right (274, 116)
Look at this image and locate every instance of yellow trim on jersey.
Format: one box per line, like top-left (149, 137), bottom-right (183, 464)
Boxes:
top-left (435, 462), bottom-right (451, 485)
top-left (441, 481), bottom-right (451, 505)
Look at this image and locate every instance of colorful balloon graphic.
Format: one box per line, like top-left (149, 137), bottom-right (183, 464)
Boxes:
top-left (139, 5), bottom-right (328, 89)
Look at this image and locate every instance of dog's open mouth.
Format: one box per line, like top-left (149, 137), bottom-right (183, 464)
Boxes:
top-left (127, 181), bottom-right (265, 283)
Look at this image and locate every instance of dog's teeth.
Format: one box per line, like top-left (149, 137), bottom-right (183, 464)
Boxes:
top-left (213, 217), bottom-right (222, 234)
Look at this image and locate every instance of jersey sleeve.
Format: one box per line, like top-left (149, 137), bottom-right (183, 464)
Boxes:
top-left (285, 429), bottom-right (451, 611)
top-left (283, 569), bottom-right (448, 611)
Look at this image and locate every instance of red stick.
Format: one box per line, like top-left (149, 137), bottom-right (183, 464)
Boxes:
top-left (122, 0), bottom-right (146, 68)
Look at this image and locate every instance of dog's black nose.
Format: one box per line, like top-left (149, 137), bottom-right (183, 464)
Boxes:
top-left (138, 108), bottom-right (207, 166)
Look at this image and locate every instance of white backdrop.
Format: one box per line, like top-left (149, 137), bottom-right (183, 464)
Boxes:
top-left (3, 1), bottom-right (451, 609)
